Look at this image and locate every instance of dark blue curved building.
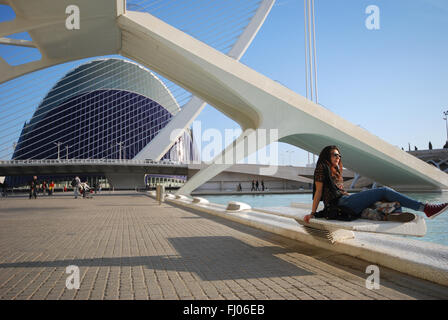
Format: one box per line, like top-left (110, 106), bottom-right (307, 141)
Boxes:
top-left (7, 58), bottom-right (198, 187)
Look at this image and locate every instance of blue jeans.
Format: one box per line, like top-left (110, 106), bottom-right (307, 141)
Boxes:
top-left (337, 187), bottom-right (424, 215)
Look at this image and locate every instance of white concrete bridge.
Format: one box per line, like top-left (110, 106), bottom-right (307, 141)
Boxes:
top-left (1, 0), bottom-right (447, 193)
top-left (409, 149), bottom-right (448, 173)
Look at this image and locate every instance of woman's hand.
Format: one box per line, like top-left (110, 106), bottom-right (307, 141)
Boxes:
top-left (304, 213), bottom-right (314, 224)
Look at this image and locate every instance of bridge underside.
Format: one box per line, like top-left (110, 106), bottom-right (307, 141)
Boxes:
top-left (0, 164), bottom-right (188, 176)
top-left (0, 162), bottom-right (188, 189)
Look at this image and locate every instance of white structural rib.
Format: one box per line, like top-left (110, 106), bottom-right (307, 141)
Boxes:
top-left (118, 10), bottom-right (448, 194)
top-left (1, 0), bottom-right (447, 194)
top-left (133, 0), bottom-right (275, 161)
top-left (0, 37), bottom-right (35, 48)
top-left (0, 0), bottom-right (124, 84)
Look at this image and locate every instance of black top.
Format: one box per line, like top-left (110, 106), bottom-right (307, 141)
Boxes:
top-left (313, 162), bottom-right (346, 208)
top-left (29, 178), bottom-right (38, 188)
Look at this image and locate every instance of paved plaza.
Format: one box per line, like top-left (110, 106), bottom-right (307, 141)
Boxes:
top-left (0, 192), bottom-right (447, 300)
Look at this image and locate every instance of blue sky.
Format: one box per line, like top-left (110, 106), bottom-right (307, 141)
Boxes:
top-left (196, 0), bottom-right (448, 165)
top-left (0, 1), bottom-right (447, 165)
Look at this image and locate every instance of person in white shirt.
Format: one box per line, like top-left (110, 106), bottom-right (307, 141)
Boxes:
top-left (73, 176), bottom-right (81, 199)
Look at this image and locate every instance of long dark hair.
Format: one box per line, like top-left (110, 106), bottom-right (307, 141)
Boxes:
top-left (312, 145), bottom-right (344, 199)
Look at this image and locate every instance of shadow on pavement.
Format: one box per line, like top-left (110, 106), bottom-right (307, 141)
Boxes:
top-left (0, 236), bottom-right (312, 281)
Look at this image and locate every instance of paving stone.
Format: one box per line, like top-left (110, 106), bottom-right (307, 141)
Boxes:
top-left (0, 192), bottom-right (446, 300)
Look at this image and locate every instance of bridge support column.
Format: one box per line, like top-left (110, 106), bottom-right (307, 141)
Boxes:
top-left (350, 173), bottom-right (360, 190)
top-left (106, 173), bottom-right (146, 190)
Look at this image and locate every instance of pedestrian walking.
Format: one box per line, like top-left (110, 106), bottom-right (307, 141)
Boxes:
top-left (29, 176), bottom-right (38, 199)
top-left (1, 181), bottom-right (8, 198)
top-left (72, 176), bottom-right (81, 199)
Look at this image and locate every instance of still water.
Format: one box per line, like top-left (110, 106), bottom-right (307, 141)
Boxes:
top-left (203, 192), bottom-right (448, 247)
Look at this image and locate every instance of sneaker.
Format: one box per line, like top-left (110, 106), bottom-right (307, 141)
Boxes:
top-left (385, 212), bottom-right (415, 223)
top-left (424, 203), bottom-right (448, 219)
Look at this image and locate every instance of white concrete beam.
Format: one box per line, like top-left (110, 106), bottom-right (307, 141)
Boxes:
top-left (0, 0), bottom-right (121, 84)
top-left (0, 37), bottom-right (35, 47)
top-left (133, 0), bottom-right (275, 161)
top-left (118, 10), bottom-right (448, 193)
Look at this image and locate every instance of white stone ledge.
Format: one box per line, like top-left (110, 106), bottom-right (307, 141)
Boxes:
top-left (226, 201), bottom-right (252, 211)
top-left (162, 195), bottom-right (448, 287)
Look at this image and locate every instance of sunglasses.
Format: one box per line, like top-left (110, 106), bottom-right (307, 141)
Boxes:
top-left (332, 152), bottom-right (342, 159)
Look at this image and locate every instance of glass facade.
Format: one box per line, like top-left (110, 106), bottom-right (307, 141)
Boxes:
top-left (13, 89), bottom-right (173, 160)
top-left (6, 58), bottom-right (198, 187)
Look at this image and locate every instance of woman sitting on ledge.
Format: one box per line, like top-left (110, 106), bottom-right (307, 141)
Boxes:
top-left (304, 145), bottom-right (448, 224)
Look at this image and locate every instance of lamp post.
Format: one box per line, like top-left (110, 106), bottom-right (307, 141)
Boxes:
top-left (117, 142), bottom-right (124, 160)
top-left (65, 145), bottom-right (70, 160)
top-left (443, 111), bottom-right (448, 143)
top-left (54, 142), bottom-right (62, 160)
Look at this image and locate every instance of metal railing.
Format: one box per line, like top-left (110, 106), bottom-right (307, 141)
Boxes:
top-left (0, 159), bottom-right (187, 166)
